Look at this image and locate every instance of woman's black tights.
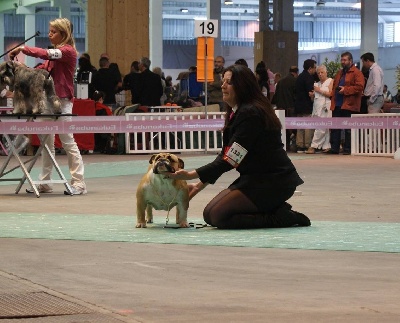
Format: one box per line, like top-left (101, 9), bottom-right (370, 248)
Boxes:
top-left (203, 188), bottom-right (309, 229)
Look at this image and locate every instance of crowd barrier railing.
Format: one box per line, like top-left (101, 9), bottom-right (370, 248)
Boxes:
top-left (351, 113), bottom-right (400, 156)
top-left (124, 110), bottom-right (287, 154)
top-left (124, 112), bottom-right (225, 154)
top-left (2, 110), bottom-right (398, 157)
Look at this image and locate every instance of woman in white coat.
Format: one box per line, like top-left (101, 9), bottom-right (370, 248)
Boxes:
top-left (306, 65), bottom-right (333, 154)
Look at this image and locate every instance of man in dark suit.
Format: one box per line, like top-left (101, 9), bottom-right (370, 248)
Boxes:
top-left (294, 59), bottom-right (317, 153)
top-left (91, 57), bottom-right (121, 110)
top-left (137, 57), bottom-right (163, 106)
top-left (123, 61), bottom-right (141, 104)
top-left (272, 66), bottom-right (299, 151)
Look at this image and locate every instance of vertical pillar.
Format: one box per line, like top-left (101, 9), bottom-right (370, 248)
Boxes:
top-left (15, 6), bottom-right (36, 67)
top-left (207, 0), bottom-right (222, 56)
top-left (259, 0), bottom-right (269, 31)
top-left (52, 0), bottom-right (71, 20)
top-left (360, 0), bottom-right (378, 60)
top-left (24, 12), bottom-right (36, 67)
top-left (16, 6), bottom-right (36, 67)
top-left (273, 0), bottom-right (294, 31)
top-left (256, 0), bottom-right (297, 74)
top-left (150, 0), bottom-right (163, 69)
top-left (0, 14), bottom-right (4, 60)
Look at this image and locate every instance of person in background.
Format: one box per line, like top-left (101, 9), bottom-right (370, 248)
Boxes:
top-left (92, 90), bottom-right (112, 153)
top-left (360, 52), bottom-right (384, 114)
top-left (306, 65), bottom-right (333, 154)
top-left (76, 52), bottom-right (97, 99)
top-left (234, 58), bottom-right (248, 67)
top-left (137, 57), bottom-right (163, 106)
top-left (153, 66), bottom-right (167, 105)
top-left (266, 64), bottom-right (276, 102)
top-left (99, 52), bottom-right (122, 91)
top-left (274, 72), bottom-right (282, 87)
top-left (325, 51), bottom-right (364, 155)
top-left (164, 75), bottom-right (176, 103)
top-left (165, 64), bottom-right (310, 229)
top-left (271, 66), bottom-right (299, 151)
top-left (255, 61), bottom-right (270, 99)
top-left (9, 17), bottom-right (87, 195)
top-left (294, 59), bottom-right (317, 153)
top-left (360, 65), bottom-right (370, 114)
top-left (383, 84), bottom-right (392, 103)
top-left (91, 57), bottom-right (121, 110)
top-left (123, 61), bottom-right (141, 104)
top-left (208, 55), bottom-right (225, 111)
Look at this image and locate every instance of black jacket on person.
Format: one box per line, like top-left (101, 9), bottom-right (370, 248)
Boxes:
top-left (294, 70), bottom-right (315, 115)
top-left (137, 69), bottom-right (163, 106)
top-left (123, 72), bottom-right (141, 104)
top-left (91, 68), bottom-right (120, 104)
top-left (272, 73), bottom-right (296, 109)
top-left (196, 104), bottom-right (303, 194)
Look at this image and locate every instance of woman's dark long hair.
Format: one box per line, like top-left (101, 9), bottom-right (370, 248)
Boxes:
top-left (222, 64), bottom-right (281, 131)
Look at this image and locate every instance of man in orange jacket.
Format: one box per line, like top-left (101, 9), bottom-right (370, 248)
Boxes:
top-left (326, 51), bottom-right (365, 155)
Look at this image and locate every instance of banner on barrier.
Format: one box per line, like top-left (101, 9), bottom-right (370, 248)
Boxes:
top-left (1, 116), bottom-right (400, 134)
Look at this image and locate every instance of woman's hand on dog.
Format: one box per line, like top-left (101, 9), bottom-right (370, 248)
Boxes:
top-left (164, 170), bottom-right (208, 200)
top-left (165, 169), bottom-right (198, 180)
top-left (9, 46), bottom-right (24, 60)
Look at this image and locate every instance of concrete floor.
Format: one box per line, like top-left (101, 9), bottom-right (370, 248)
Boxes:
top-left (0, 152), bottom-right (399, 322)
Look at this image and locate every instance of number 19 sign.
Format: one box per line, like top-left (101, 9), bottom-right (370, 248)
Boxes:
top-left (195, 19), bottom-right (218, 38)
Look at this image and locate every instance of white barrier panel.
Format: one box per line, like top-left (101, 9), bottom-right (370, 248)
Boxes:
top-left (351, 113), bottom-right (400, 156)
top-left (3, 111), bottom-right (397, 156)
top-left (123, 110), bottom-right (287, 154)
top-left (124, 112), bottom-right (225, 154)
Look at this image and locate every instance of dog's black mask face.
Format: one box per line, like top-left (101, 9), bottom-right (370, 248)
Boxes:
top-left (149, 153), bottom-right (184, 174)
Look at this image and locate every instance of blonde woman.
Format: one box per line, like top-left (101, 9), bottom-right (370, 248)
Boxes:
top-left (306, 65), bottom-right (333, 154)
top-left (10, 18), bottom-right (86, 195)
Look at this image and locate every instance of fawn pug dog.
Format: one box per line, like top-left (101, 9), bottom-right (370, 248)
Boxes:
top-left (0, 61), bottom-right (61, 114)
top-left (136, 153), bottom-right (189, 228)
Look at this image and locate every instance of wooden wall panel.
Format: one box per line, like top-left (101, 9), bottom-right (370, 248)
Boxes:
top-left (254, 31), bottom-right (298, 76)
top-left (87, 0), bottom-right (107, 67)
top-left (87, 0), bottom-right (149, 76)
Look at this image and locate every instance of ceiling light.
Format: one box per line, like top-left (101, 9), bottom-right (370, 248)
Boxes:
top-left (293, 2), bottom-right (304, 7)
top-left (224, 1), bottom-right (233, 5)
top-left (180, 8), bottom-right (188, 13)
top-left (303, 11), bottom-right (311, 16)
top-left (316, 1), bottom-right (325, 7)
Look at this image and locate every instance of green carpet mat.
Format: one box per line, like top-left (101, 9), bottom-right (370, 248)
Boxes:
top-left (1, 213), bottom-right (399, 253)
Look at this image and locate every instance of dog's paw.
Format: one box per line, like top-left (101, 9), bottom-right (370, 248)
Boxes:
top-left (136, 223), bottom-right (147, 228)
top-left (179, 221), bottom-right (190, 228)
top-left (146, 219), bottom-right (153, 224)
top-left (53, 99), bottom-right (62, 113)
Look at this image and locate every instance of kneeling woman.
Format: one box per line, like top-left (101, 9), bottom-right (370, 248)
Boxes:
top-left (166, 64), bottom-right (310, 229)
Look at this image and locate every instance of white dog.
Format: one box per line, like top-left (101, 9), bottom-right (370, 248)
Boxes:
top-left (136, 153), bottom-right (189, 228)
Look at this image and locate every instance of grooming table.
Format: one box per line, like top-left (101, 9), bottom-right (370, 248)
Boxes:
top-left (0, 114), bottom-right (75, 197)
top-left (0, 106), bottom-right (13, 155)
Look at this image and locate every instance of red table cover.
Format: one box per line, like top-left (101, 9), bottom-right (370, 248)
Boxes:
top-left (31, 99), bottom-right (95, 150)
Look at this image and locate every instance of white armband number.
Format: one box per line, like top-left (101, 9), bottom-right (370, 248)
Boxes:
top-left (48, 49), bottom-right (62, 60)
top-left (223, 142), bottom-right (248, 168)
